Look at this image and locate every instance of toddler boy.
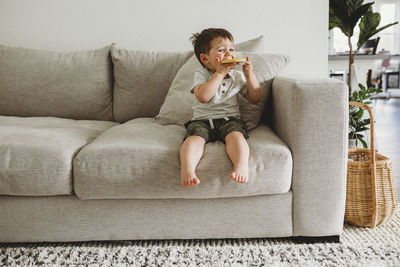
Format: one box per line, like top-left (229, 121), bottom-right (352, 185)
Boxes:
top-left (180, 28), bottom-right (261, 187)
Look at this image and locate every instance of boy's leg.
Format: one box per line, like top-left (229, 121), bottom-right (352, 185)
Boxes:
top-left (225, 131), bottom-right (250, 183)
top-left (180, 135), bottom-right (206, 187)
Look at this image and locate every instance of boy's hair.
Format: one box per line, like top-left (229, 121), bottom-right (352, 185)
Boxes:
top-left (190, 28), bottom-right (234, 66)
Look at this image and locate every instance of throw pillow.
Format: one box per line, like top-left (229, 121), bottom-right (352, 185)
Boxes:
top-left (237, 53), bottom-right (290, 130)
top-left (156, 35), bottom-right (266, 128)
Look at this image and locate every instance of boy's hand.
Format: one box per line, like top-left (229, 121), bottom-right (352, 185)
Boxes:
top-left (243, 57), bottom-right (254, 78)
top-left (216, 57), bottom-right (239, 76)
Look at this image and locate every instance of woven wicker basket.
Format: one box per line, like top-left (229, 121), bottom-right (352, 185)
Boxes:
top-left (345, 101), bottom-right (399, 228)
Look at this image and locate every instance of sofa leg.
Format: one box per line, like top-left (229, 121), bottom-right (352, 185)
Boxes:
top-left (292, 235), bottom-right (340, 244)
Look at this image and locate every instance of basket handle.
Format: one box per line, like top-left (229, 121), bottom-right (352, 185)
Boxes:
top-left (349, 101), bottom-right (377, 227)
top-left (348, 101), bottom-right (376, 165)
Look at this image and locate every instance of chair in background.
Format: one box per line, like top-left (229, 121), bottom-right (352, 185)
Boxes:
top-left (359, 37), bottom-right (380, 54)
top-left (379, 55), bottom-right (400, 91)
top-left (361, 37), bottom-right (380, 87)
top-left (384, 66), bottom-right (400, 89)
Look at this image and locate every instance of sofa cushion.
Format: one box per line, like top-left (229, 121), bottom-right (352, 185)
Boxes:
top-left (0, 44), bottom-right (113, 121)
top-left (73, 118), bottom-right (292, 200)
top-left (156, 52), bottom-right (290, 130)
top-left (111, 44), bottom-right (193, 122)
top-left (0, 116), bottom-right (118, 196)
top-left (111, 36), bottom-right (265, 123)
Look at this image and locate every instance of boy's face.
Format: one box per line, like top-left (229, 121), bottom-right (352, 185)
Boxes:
top-left (200, 37), bottom-right (235, 72)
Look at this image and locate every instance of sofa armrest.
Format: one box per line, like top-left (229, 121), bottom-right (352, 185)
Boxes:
top-left (271, 76), bottom-right (348, 237)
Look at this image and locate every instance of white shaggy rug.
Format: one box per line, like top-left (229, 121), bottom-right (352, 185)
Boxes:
top-left (1, 209), bottom-right (399, 266)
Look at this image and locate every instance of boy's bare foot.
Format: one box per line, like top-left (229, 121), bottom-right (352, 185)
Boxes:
top-left (230, 166), bottom-right (249, 183)
top-left (181, 170), bottom-right (200, 187)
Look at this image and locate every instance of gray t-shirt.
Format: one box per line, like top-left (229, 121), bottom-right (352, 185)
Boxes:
top-left (190, 67), bottom-right (247, 121)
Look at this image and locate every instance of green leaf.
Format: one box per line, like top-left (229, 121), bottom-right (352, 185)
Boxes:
top-left (347, 0), bottom-right (364, 13)
top-left (360, 118), bottom-right (371, 126)
top-left (367, 21), bottom-right (399, 41)
top-left (358, 7), bottom-right (381, 48)
top-left (329, 15), bottom-right (344, 30)
top-left (350, 116), bottom-right (356, 125)
top-left (356, 127), bottom-right (368, 132)
top-left (329, 0), bottom-right (370, 37)
top-left (359, 138), bottom-right (368, 148)
top-left (329, 5), bottom-right (347, 31)
top-left (357, 109), bottom-right (364, 119)
top-left (359, 90), bottom-right (366, 100)
top-left (360, 22), bottom-right (398, 49)
top-left (349, 2), bottom-right (374, 33)
top-left (330, 0), bottom-right (350, 21)
top-left (358, 6), bottom-right (399, 49)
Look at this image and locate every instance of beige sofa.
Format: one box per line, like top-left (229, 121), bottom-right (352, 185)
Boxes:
top-left (0, 39), bottom-right (348, 243)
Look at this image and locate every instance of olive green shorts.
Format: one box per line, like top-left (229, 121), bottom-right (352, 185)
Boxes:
top-left (183, 117), bottom-right (249, 143)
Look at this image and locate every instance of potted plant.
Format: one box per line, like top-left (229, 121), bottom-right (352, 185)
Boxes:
top-left (348, 83), bottom-right (381, 147)
top-left (329, 0), bottom-right (398, 147)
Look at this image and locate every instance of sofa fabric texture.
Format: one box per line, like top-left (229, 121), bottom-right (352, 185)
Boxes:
top-left (111, 44), bottom-right (193, 122)
top-left (0, 39), bottom-right (349, 242)
top-left (0, 193), bottom-right (292, 242)
top-left (73, 118), bottom-right (292, 200)
top-left (0, 116), bottom-right (117, 196)
top-left (156, 52), bottom-right (290, 130)
top-left (0, 44), bottom-right (113, 121)
top-left (272, 77), bottom-right (348, 236)
top-left (111, 36), bottom-right (265, 123)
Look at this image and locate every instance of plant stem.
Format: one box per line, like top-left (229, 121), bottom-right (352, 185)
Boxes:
top-left (347, 35), bottom-right (353, 90)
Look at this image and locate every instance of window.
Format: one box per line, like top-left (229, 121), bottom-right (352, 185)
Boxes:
top-left (329, 0), bottom-right (399, 55)
top-left (378, 3), bottom-right (397, 53)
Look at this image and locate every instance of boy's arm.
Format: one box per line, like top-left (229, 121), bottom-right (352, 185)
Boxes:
top-left (194, 58), bottom-right (240, 103)
top-left (243, 57), bottom-right (262, 103)
top-left (193, 72), bottom-right (225, 103)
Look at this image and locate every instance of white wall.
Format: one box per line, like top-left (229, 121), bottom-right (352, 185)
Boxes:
top-left (0, 0), bottom-right (328, 77)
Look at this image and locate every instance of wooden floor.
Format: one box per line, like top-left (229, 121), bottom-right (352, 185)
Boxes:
top-left (371, 96), bottom-right (400, 196)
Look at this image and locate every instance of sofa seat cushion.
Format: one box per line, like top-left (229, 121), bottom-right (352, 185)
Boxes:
top-left (74, 118), bottom-right (292, 200)
top-left (0, 116), bottom-right (118, 196)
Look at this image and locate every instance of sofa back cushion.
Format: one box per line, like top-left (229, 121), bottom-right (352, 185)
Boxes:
top-left (0, 44), bottom-right (113, 121)
top-left (110, 36), bottom-right (265, 123)
top-left (111, 44), bottom-right (193, 122)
